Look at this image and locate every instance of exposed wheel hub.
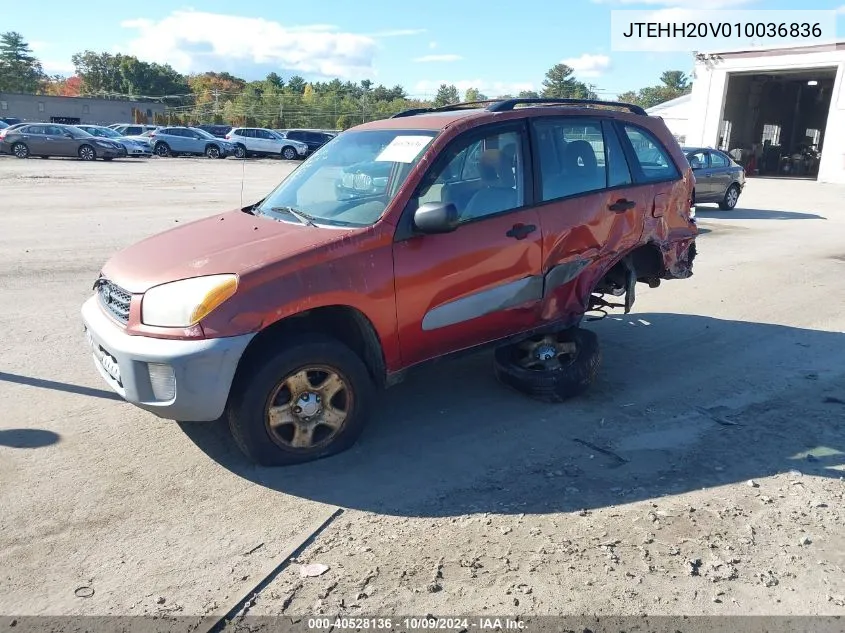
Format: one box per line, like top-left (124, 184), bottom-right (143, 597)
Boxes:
top-left (535, 343), bottom-right (557, 361)
top-left (295, 392), bottom-right (321, 418)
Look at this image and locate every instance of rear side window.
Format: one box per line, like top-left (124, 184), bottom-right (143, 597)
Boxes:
top-left (532, 118), bottom-right (607, 200)
top-left (622, 125), bottom-right (680, 182)
top-left (710, 151), bottom-right (729, 167)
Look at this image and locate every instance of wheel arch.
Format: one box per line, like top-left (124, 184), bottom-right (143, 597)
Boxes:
top-left (231, 304), bottom-right (388, 394)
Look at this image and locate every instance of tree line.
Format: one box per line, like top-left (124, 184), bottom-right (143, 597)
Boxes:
top-left (0, 30), bottom-right (691, 129)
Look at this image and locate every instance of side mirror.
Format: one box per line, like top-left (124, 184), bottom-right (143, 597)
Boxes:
top-left (413, 201), bottom-right (459, 234)
top-left (64, 133), bottom-right (74, 138)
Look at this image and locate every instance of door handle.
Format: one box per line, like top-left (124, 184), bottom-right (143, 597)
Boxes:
top-left (608, 199), bottom-right (636, 213)
top-left (506, 223), bottom-right (537, 240)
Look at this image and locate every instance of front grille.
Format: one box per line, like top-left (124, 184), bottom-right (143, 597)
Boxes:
top-left (96, 279), bottom-right (132, 324)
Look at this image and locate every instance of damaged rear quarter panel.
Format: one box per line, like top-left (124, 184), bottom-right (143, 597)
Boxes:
top-left (535, 186), bottom-right (647, 322)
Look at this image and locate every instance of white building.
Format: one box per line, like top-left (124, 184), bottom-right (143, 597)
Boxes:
top-left (645, 94), bottom-right (691, 145)
top-left (685, 40), bottom-right (845, 183)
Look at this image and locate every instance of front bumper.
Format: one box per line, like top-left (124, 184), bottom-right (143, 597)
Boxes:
top-left (81, 296), bottom-right (254, 421)
top-left (97, 146), bottom-right (124, 158)
top-left (123, 144), bottom-right (152, 156)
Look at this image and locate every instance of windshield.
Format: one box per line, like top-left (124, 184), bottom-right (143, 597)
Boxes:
top-left (66, 126), bottom-right (93, 138)
top-left (255, 129), bottom-right (438, 227)
top-left (83, 126), bottom-right (120, 138)
top-left (191, 127), bottom-right (217, 139)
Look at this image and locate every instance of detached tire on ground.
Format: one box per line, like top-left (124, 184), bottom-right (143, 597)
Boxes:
top-left (227, 334), bottom-right (375, 466)
top-left (493, 327), bottom-right (601, 403)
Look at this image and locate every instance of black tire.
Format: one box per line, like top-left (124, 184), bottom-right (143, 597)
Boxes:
top-left (12, 142), bottom-right (29, 159)
top-left (719, 183), bottom-right (740, 210)
top-left (227, 334), bottom-right (375, 466)
top-left (154, 142), bottom-right (170, 157)
top-left (78, 144), bottom-right (96, 161)
top-left (234, 144), bottom-right (247, 159)
top-left (205, 144), bottom-right (220, 159)
top-left (493, 327), bottom-right (601, 403)
top-left (282, 145), bottom-right (297, 160)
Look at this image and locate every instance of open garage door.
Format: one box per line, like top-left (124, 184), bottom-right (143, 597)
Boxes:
top-left (718, 68), bottom-right (836, 180)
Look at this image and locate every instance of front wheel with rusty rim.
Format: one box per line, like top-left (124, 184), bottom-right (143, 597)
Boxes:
top-left (227, 334), bottom-right (374, 466)
top-left (493, 327), bottom-right (601, 403)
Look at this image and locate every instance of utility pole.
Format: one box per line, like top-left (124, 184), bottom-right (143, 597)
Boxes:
top-left (212, 89), bottom-right (221, 118)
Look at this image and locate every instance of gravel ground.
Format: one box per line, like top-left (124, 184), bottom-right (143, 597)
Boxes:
top-left (0, 155), bottom-right (843, 622)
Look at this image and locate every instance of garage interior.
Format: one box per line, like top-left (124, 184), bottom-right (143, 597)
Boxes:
top-left (717, 68), bottom-right (837, 179)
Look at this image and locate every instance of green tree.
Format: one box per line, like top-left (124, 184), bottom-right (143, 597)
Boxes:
top-left (517, 90), bottom-right (540, 99)
top-left (433, 83), bottom-right (460, 107)
top-left (541, 63), bottom-right (596, 99)
top-left (286, 75), bottom-right (306, 94)
top-left (617, 70), bottom-right (692, 109)
top-left (464, 87), bottom-right (488, 102)
top-left (0, 31), bottom-right (46, 93)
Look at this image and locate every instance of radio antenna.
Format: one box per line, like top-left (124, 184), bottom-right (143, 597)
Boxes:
top-left (240, 152), bottom-right (245, 208)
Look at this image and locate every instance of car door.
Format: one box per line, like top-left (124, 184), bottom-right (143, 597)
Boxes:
top-left (706, 150), bottom-right (734, 199)
top-left (188, 129), bottom-right (207, 153)
top-left (19, 125), bottom-right (47, 154)
top-left (685, 149), bottom-right (713, 200)
top-left (47, 125), bottom-right (76, 156)
top-left (168, 129), bottom-right (191, 153)
top-left (393, 121), bottom-right (544, 366)
top-left (529, 116), bottom-right (649, 321)
top-left (252, 129), bottom-right (272, 154)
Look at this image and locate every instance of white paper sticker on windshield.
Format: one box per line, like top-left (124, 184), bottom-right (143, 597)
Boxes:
top-left (375, 135), bottom-right (433, 163)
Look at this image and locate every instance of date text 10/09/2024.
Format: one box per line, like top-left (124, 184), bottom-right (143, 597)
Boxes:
top-left (307, 618), bottom-right (526, 631)
top-left (622, 22), bottom-right (823, 38)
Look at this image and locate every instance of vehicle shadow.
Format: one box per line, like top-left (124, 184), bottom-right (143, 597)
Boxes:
top-left (694, 207), bottom-right (825, 220)
top-left (0, 428), bottom-right (60, 448)
top-left (0, 371), bottom-right (122, 401)
top-left (181, 314), bottom-right (845, 517)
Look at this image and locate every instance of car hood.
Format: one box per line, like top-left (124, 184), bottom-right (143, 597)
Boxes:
top-left (101, 209), bottom-right (354, 293)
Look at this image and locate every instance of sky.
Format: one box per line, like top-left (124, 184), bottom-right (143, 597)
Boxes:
top-left (6, 0), bottom-right (845, 99)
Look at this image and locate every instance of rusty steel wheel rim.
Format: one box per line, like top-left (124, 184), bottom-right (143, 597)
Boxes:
top-left (515, 334), bottom-right (579, 371)
top-left (264, 365), bottom-right (352, 451)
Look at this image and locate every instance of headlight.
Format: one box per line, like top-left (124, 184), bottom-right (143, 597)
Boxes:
top-left (95, 140), bottom-right (113, 148)
top-left (141, 274), bottom-right (238, 327)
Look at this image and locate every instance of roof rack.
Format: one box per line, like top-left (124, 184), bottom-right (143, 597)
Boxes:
top-left (391, 97), bottom-right (647, 119)
top-left (391, 100), bottom-right (500, 118)
top-left (486, 98), bottom-right (647, 115)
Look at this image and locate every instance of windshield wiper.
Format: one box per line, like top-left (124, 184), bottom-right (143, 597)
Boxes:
top-left (268, 206), bottom-right (318, 227)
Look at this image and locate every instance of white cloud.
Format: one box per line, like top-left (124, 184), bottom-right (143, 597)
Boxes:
top-left (41, 60), bottom-right (76, 76)
top-left (413, 54), bottom-right (463, 63)
top-left (560, 53), bottom-right (612, 77)
top-left (414, 79), bottom-right (536, 98)
top-left (836, 4), bottom-right (845, 13)
top-left (118, 10), bottom-right (382, 78)
top-left (429, 41), bottom-right (438, 49)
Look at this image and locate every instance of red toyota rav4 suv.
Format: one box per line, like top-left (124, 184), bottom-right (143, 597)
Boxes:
top-left (81, 98), bottom-right (697, 466)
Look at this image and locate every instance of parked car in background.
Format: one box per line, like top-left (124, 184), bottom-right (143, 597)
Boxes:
top-left (147, 126), bottom-right (235, 158)
top-left (1, 123), bottom-right (125, 160)
top-left (0, 121), bottom-right (7, 130)
top-left (1, 117), bottom-right (22, 126)
top-left (76, 124), bottom-right (152, 157)
top-left (109, 124), bottom-right (160, 137)
top-left (195, 124), bottom-right (233, 138)
top-left (684, 146), bottom-right (746, 210)
top-left (275, 129), bottom-right (335, 154)
top-left (225, 127), bottom-right (308, 160)
top-left (0, 122), bottom-right (24, 142)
